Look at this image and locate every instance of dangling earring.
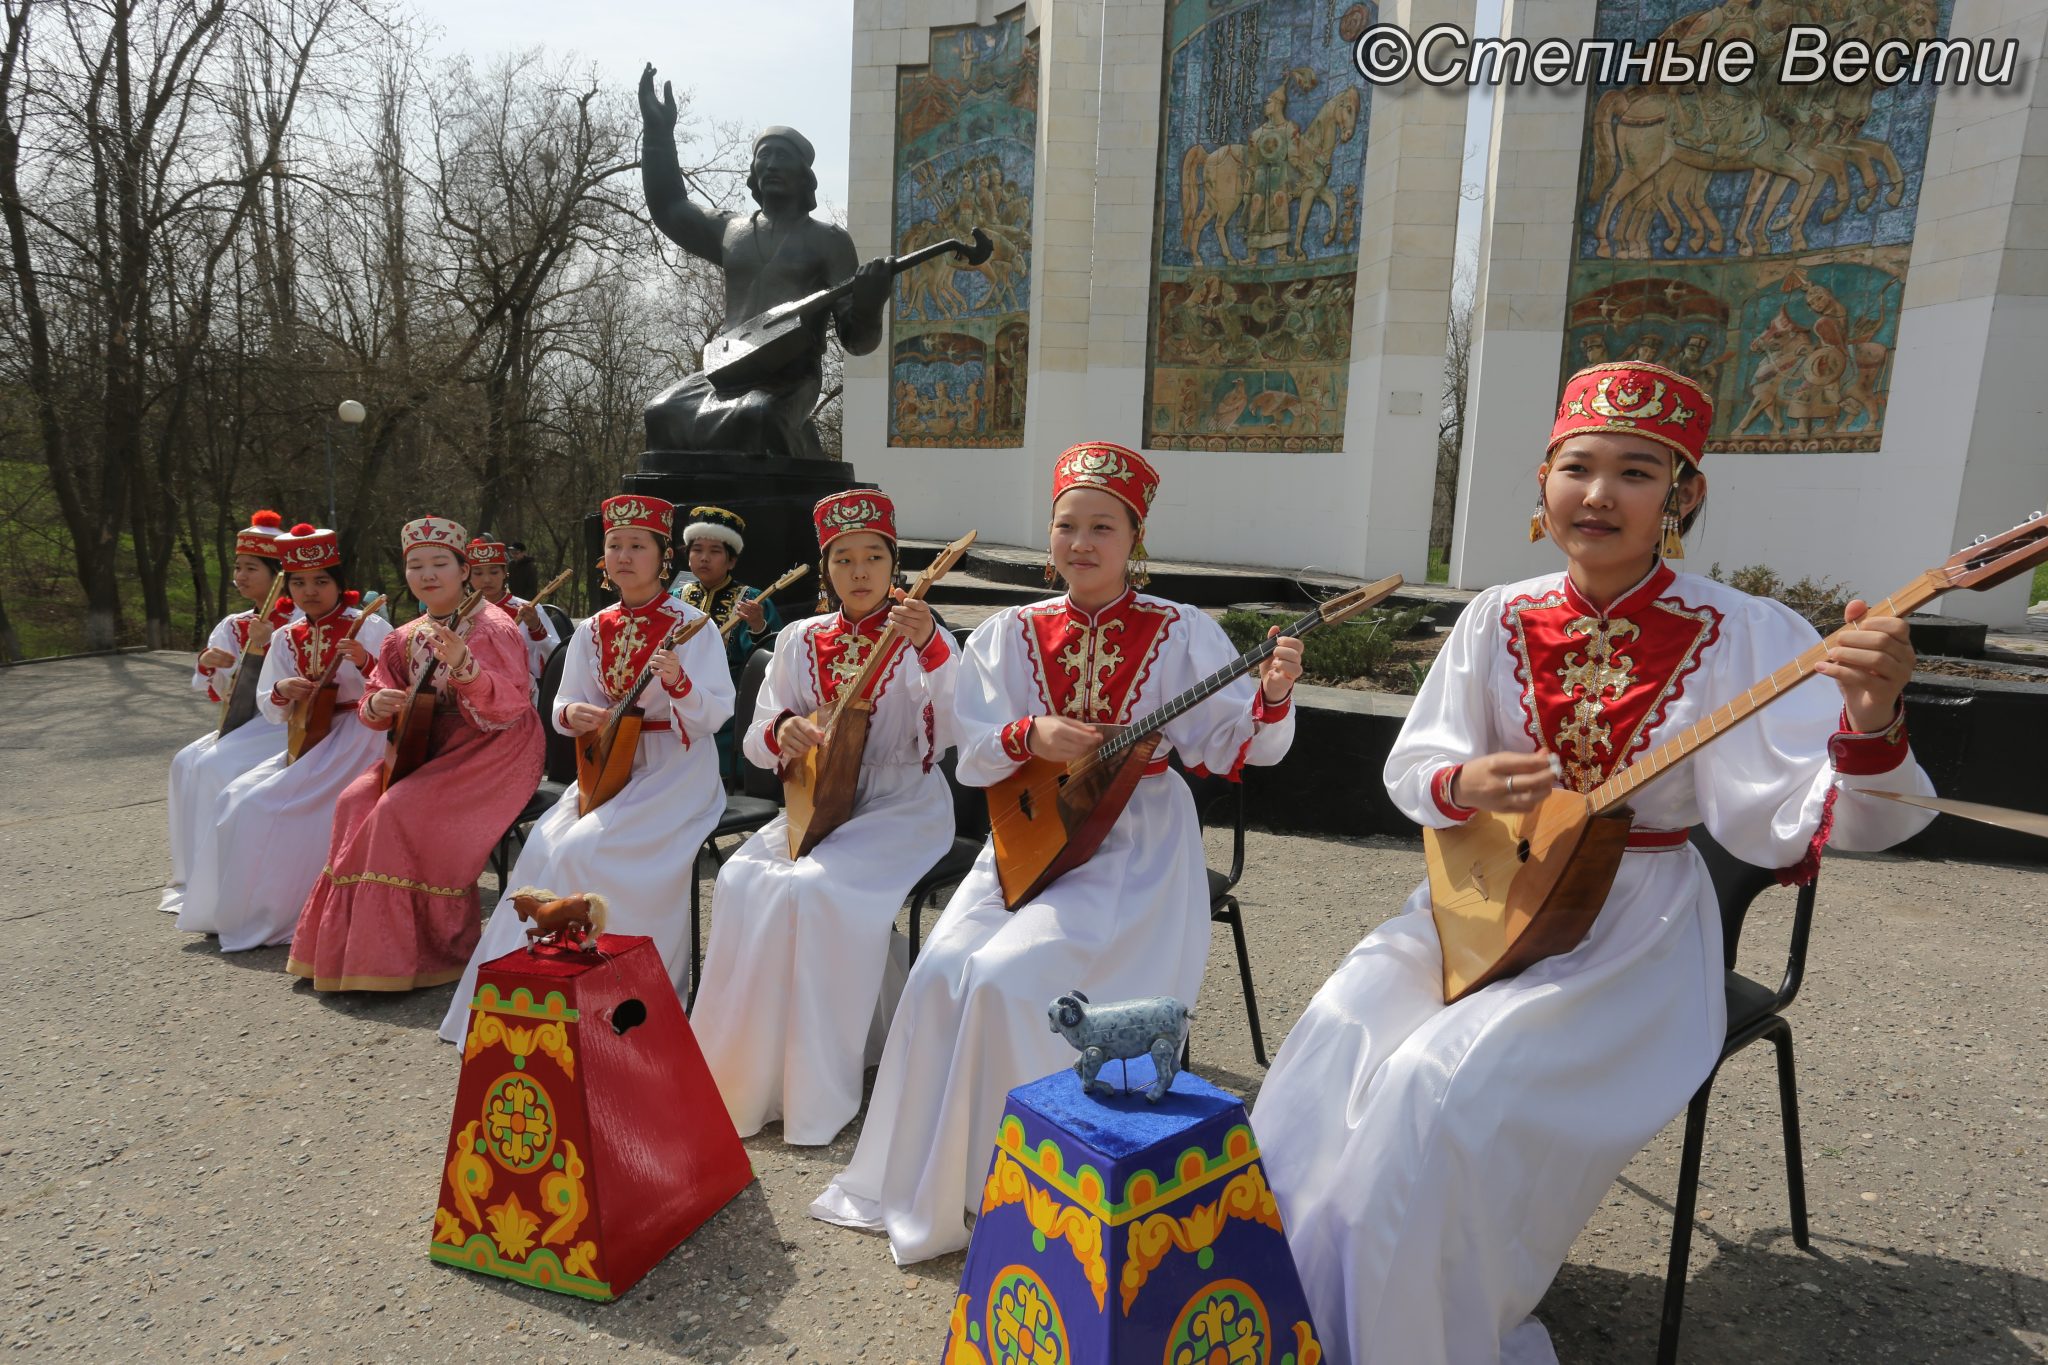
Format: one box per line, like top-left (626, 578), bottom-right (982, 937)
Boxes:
top-left (1528, 501), bottom-right (1547, 544)
top-left (1660, 485), bottom-right (1685, 560)
top-left (1042, 556), bottom-right (1057, 586)
top-left (1130, 535), bottom-right (1151, 589)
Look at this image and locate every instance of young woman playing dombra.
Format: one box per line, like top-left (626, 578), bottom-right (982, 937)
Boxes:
top-left (436, 495), bottom-right (732, 1040)
top-left (288, 516), bottom-right (542, 992)
top-left (1251, 362), bottom-right (1937, 1365)
top-left (161, 510), bottom-right (299, 919)
top-left (466, 535), bottom-right (558, 681)
top-left (179, 525), bottom-right (391, 948)
top-left (692, 490), bottom-right (957, 1146)
top-left (812, 442), bottom-right (1303, 1265)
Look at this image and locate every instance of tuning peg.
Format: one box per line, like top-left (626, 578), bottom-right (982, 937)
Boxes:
top-left (1973, 534), bottom-right (1987, 545)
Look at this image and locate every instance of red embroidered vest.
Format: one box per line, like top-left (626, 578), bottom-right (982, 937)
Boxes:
top-left (286, 606), bottom-right (358, 678)
top-left (593, 598), bottom-right (684, 702)
top-left (1501, 564), bottom-right (1723, 793)
top-left (1017, 591), bottom-right (1178, 724)
top-left (808, 607), bottom-right (903, 706)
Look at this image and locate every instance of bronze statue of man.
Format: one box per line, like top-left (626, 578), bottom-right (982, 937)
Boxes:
top-left (638, 64), bottom-right (890, 459)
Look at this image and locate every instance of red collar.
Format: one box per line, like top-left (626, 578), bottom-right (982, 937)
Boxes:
top-left (1061, 588), bottom-right (1137, 624)
top-left (1561, 561), bottom-right (1673, 619)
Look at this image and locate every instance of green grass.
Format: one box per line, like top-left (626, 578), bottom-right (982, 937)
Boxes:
top-left (1220, 601), bottom-right (1436, 683)
top-left (1427, 546), bottom-right (1449, 585)
top-left (1, 458), bottom-right (230, 660)
top-left (2033, 563), bottom-right (2046, 607)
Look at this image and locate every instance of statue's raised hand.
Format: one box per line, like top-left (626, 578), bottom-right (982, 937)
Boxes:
top-left (638, 63), bottom-right (678, 136)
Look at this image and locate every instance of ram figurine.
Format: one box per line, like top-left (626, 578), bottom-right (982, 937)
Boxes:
top-left (1046, 991), bottom-right (1193, 1102)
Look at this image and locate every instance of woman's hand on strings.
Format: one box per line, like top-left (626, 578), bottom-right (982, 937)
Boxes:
top-left (1026, 717), bottom-right (1106, 762)
top-left (422, 618), bottom-right (471, 674)
top-left (1817, 599), bottom-right (1914, 733)
top-left (337, 638), bottom-right (372, 670)
top-left (887, 590), bottom-right (935, 649)
top-left (246, 621), bottom-right (275, 651)
top-left (776, 714), bottom-right (826, 760)
top-left (198, 647), bottom-right (236, 670)
top-left (1261, 626), bottom-right (1303, 704)
top-left (274, 677), bottom-right (318, 703)
top-left (651, 647), bottom-right (684, 690)
top-left (560, 703), bottom-right (608, 734)
top-left (1450, 751), bottom-right (1560, 814)
top-left (363, 687), bottom-right (409, 721)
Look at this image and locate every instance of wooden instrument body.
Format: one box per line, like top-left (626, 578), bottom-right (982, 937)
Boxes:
top-left (783, 699), bottom-right (873, 858)
top-left (988, 727), bottom-right (1161, 910)
top-left (383, 686), bottom-right (441, 790)
top-left (1424, 789), bottom-right (1632, 1001)
top-left (287, 683), bottom-right (339, 763)
top-left (576, 707), bottom-right (645, 816)
top-left (217, 654), bottom-right (267, 737)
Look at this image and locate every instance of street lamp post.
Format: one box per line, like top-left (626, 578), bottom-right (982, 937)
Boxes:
top-left (327, 399), bottom-right (366, 527)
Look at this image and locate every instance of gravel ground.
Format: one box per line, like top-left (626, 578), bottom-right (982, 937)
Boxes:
top-left (2, 652), bottom-right (2043, 1363)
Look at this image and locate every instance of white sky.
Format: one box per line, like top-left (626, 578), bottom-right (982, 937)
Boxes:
top-left (419, 0), bottom-right (857, 212)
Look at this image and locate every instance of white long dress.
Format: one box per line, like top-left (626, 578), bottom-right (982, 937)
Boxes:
top-left (159, 604), bottom-right (298, 916)
top-left (1250, 563), bottom-right (1936, 1365)
top-left (435, 594), bottom-right (733, 1043)
top-left (182, 604), bottom-right (393, 948)
top-left (691, 605), bottom-right (960, 1146)
top-left (811, 588), bottom-right (1296, 1264)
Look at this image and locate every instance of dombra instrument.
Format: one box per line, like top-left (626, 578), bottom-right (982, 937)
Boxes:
top-left (285, 592), bottom-right (389, 763)
top-left (989, 574), bottom-right (1406, 910)
top-left (703, 229), bottom-right (994, 392)
top-left (516, 566), bottom-right (576, 621)
top-left (574, 609), bottom-right (714, 816)
top-left (215, 575), bottom-right (289, 738)
top-left (719, 563), bottom-right (811, 643)
top-left (382, 589), bottom-right (488, 790)
top-left (783, 531), bottom-right (976, 858)
top-left (1427, 511), bottom-right (2048, 1003)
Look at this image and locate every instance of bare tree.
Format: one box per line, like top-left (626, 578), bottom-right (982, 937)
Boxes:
top-left (1431, 257), bottom-right (1476, 569)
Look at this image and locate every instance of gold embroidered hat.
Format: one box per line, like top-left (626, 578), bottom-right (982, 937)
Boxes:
top-left (275, 523), bottom-right (340, 572)
top-left (400, 515), bottom-right (469, 557)
top-left (234, 509), bottom-right (287, 561)
top-left (599, 495), bottom-right (674, 540)
top-left (1548, 361), bottom-right (1713, 469)
top-left (1051, 441), bottom-right (1160, 524)
top-left (464, 536), bottom-right (507, 567)
top-left (812, 490), bottom-right (895, 550)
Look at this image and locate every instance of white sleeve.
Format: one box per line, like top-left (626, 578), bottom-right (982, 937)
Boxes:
top-left (525, 606), bottom-right (559, 677)
top-left (952, 610), bottom-right (1038, 788)
top-left (1383, 588), bottom-right (1506, 827)
top-left (1159, 608), bottom-right (1295, 778)
top-left (742, 621), bottom-right (811, 772)
top-left (1690, 598), bottom-right (1935, 869)
top-left (255, 628), bottom-right (302, 724)
top-left (550, 621), bottom-right (604, 737)
top-left (194, 613), bottom-right (244, 698)
top-left (917, 630), bottom-right (963, 757)
top-left (656, 608), bottom-right (736, 745)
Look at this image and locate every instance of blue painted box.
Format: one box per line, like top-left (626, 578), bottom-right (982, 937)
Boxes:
top-left (947, 1055), bottom-right (1320, 1364)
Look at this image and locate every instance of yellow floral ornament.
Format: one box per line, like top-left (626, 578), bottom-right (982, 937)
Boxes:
top-left (485, 1190), bottom-right (541, 1261)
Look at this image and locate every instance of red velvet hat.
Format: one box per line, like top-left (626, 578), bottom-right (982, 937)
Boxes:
top-left (465, 536), bottom-right (508, 567)
top-left (1548, 362), bottom-right (1713, 469)
top-left (233, 509), bottom-right (286, 561)
top-left (275, 523), bottom-right (340, 572)
top-left (599, 494), bottom-right (674, 540)
top-left (1051, 441), bottom-right (1160, 524)
top-left (812, 489), bottom-right (896, 550)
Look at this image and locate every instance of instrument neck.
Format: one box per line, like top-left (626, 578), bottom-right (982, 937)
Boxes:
top-left (1587, 572), bottom-right (1943, 814)
top-left (1099, 600), bottom-right (1324, 763)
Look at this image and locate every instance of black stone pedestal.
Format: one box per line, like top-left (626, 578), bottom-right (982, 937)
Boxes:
top-left (585, 450), bottom-right (872, 611)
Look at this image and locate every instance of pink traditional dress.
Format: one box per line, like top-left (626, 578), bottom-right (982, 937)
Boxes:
top-left (693, 489), bottom-right (960, 1147)
top-left (812, 445), bottom-right (1297, 1265)
top-left (160, 557), bottom-right (299, 919)
top-left (1250, 363), bottom-right (1939, 1365)
top-left (288, 518), bottom-right (543, 992)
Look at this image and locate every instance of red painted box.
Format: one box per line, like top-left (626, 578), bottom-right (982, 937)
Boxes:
top-left (429, 934), bottom-right (751, 1300)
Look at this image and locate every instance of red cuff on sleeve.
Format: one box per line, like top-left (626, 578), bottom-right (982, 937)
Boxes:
top-left (1000, 717), bottom-right (1034, 763)
top-left (1252, 687), bottom-right (1292, 724)
top-left (1827, 701), bottom-right (1909, 776)
top-left (1431, 765), bottom-right (1477, 822)
top-left (269, 686), bottom-right (289, 708)
top-left (662, 671), bottom-right (692, 699)
top-left (916, 628), bottom-right (951, 672)
top-left (763, 709), bottom-right (795, 757)
top-left (527, 623), bottom-right (547, 641)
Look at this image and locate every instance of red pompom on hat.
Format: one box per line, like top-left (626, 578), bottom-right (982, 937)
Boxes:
top-left (235, 509), bottom-right (289, 561)
top-left (275, 526), bottom-right (340, 572)
top-left (251, 509), bottom-right (283, 529)
top-left (343, 590), bottom-right (361, 606)
top-left (289, 522), bottom-right (316, 536)
top-left (1548, 361), bottom-right (1713, 470)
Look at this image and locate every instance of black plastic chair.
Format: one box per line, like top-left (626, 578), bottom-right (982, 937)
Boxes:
top-left (489, 641), bottom-right (573, 884)
top-left (538, 602), bottom-right (573, 652)
top-left (1658, 828), bottom-right (1821, 1364)
top-left (904, 749), bottom-right (991, 961)
top-left (688, 646), bottom-right (782, 1007)
top-left (1174, 757), bottom-right (1267, 1067)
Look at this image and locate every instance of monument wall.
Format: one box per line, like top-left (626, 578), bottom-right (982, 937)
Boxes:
top-left (847, 0), bottom-right (1465, 579)
top-left (1454, 0), bottom-right (2047, 625)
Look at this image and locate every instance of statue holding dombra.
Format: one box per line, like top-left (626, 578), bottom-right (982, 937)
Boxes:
top-left (638, 64), bottom-right (891, 459)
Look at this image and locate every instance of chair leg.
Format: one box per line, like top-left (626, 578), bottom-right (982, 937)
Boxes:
top-left (1219, 896), bottom-right (1267, 1067)
top-left (1767, 1019), bottom-right (1811, 1250)
top-left (686, 840), bottom-right (707, 1012)
top-left (1658, 1074), bottom-right (1718, 1365)
top-left (907, 891), bottom-right (925, 966)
